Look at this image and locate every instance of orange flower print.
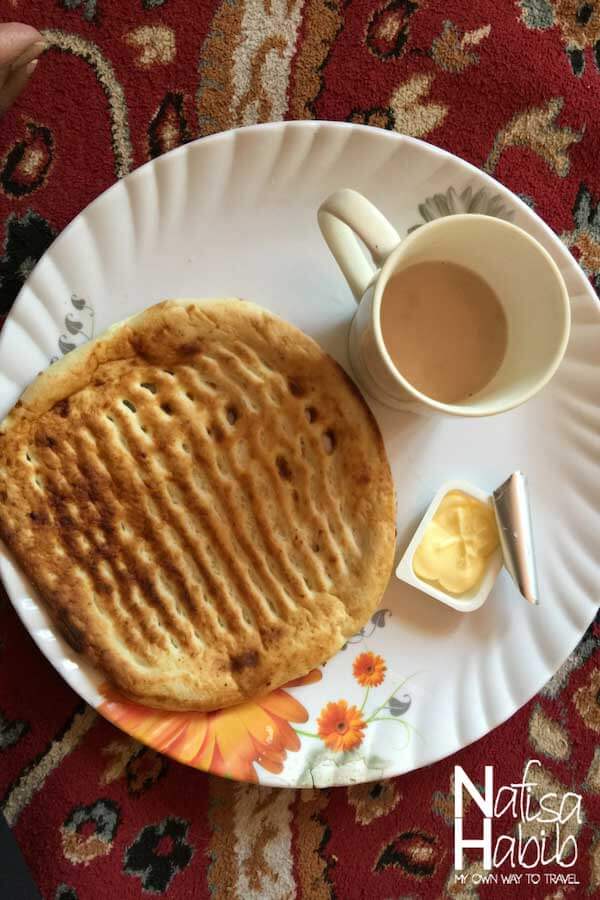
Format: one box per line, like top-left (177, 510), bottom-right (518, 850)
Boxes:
top-left (353, 651), bottom-right (387, 688)
top-left (98, 669), bottom-right (322, 783)
top-left (317, 700), bottom-right (366, 752)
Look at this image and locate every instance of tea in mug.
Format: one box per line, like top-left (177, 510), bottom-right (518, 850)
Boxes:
top-left (380, 260), bottom-right (508, 404)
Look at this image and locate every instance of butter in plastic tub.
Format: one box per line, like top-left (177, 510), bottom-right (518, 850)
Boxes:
top-left (395, 480), bottom-right (504, 612)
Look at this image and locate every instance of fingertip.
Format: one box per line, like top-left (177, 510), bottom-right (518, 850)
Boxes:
top-left (0, 23), bottom-right (44, 67)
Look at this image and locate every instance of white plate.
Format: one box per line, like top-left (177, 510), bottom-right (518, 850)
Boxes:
top-left (1, 122), bottom-right (598, 788)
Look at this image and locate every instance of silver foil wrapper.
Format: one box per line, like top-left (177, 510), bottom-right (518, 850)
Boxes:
top-left (492, 472), bottom-right (539, 605)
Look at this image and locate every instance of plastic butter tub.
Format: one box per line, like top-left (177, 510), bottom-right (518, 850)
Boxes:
top-left (395, 480), bottom-right (504, 613)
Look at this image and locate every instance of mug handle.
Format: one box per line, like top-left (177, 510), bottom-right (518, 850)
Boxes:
top-left (318, 189), bottom-right (401, 302)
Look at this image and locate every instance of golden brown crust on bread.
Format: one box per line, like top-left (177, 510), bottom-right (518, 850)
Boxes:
top-left (0, 300), bottom-right (396, 710)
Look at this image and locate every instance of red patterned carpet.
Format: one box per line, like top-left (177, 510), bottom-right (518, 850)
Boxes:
top-left (0, 2), bottom-right (599, 898)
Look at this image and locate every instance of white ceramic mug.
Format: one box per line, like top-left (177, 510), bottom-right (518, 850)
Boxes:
top-left (318, 189), bottom-right (571, 416)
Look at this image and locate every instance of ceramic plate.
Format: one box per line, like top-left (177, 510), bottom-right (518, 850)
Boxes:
top-left (1, 122), bottom-right (598, 788)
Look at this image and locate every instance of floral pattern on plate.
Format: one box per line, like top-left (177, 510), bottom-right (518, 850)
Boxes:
top-left (293, 651), bottom-right (416, 786)
top-left (51, 293), bottom-right (95, 362)
top-left (341, 608), bottom-right (391, 649)
top-left (409, 184), bottom-right (516, 231)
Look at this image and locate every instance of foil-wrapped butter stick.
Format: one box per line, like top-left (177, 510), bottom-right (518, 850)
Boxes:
top-left (492, 472), bottom-right (539, 605)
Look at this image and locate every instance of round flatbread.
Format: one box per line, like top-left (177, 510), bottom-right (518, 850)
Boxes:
top-left (0, 299), bottom-right (396, 710)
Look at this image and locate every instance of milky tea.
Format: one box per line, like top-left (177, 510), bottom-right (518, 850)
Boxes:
top-left (380, 261), bottom-right (508, 405)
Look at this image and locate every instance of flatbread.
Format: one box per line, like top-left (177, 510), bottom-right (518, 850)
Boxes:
top-left (0, 299), bottom-right (396, 710)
